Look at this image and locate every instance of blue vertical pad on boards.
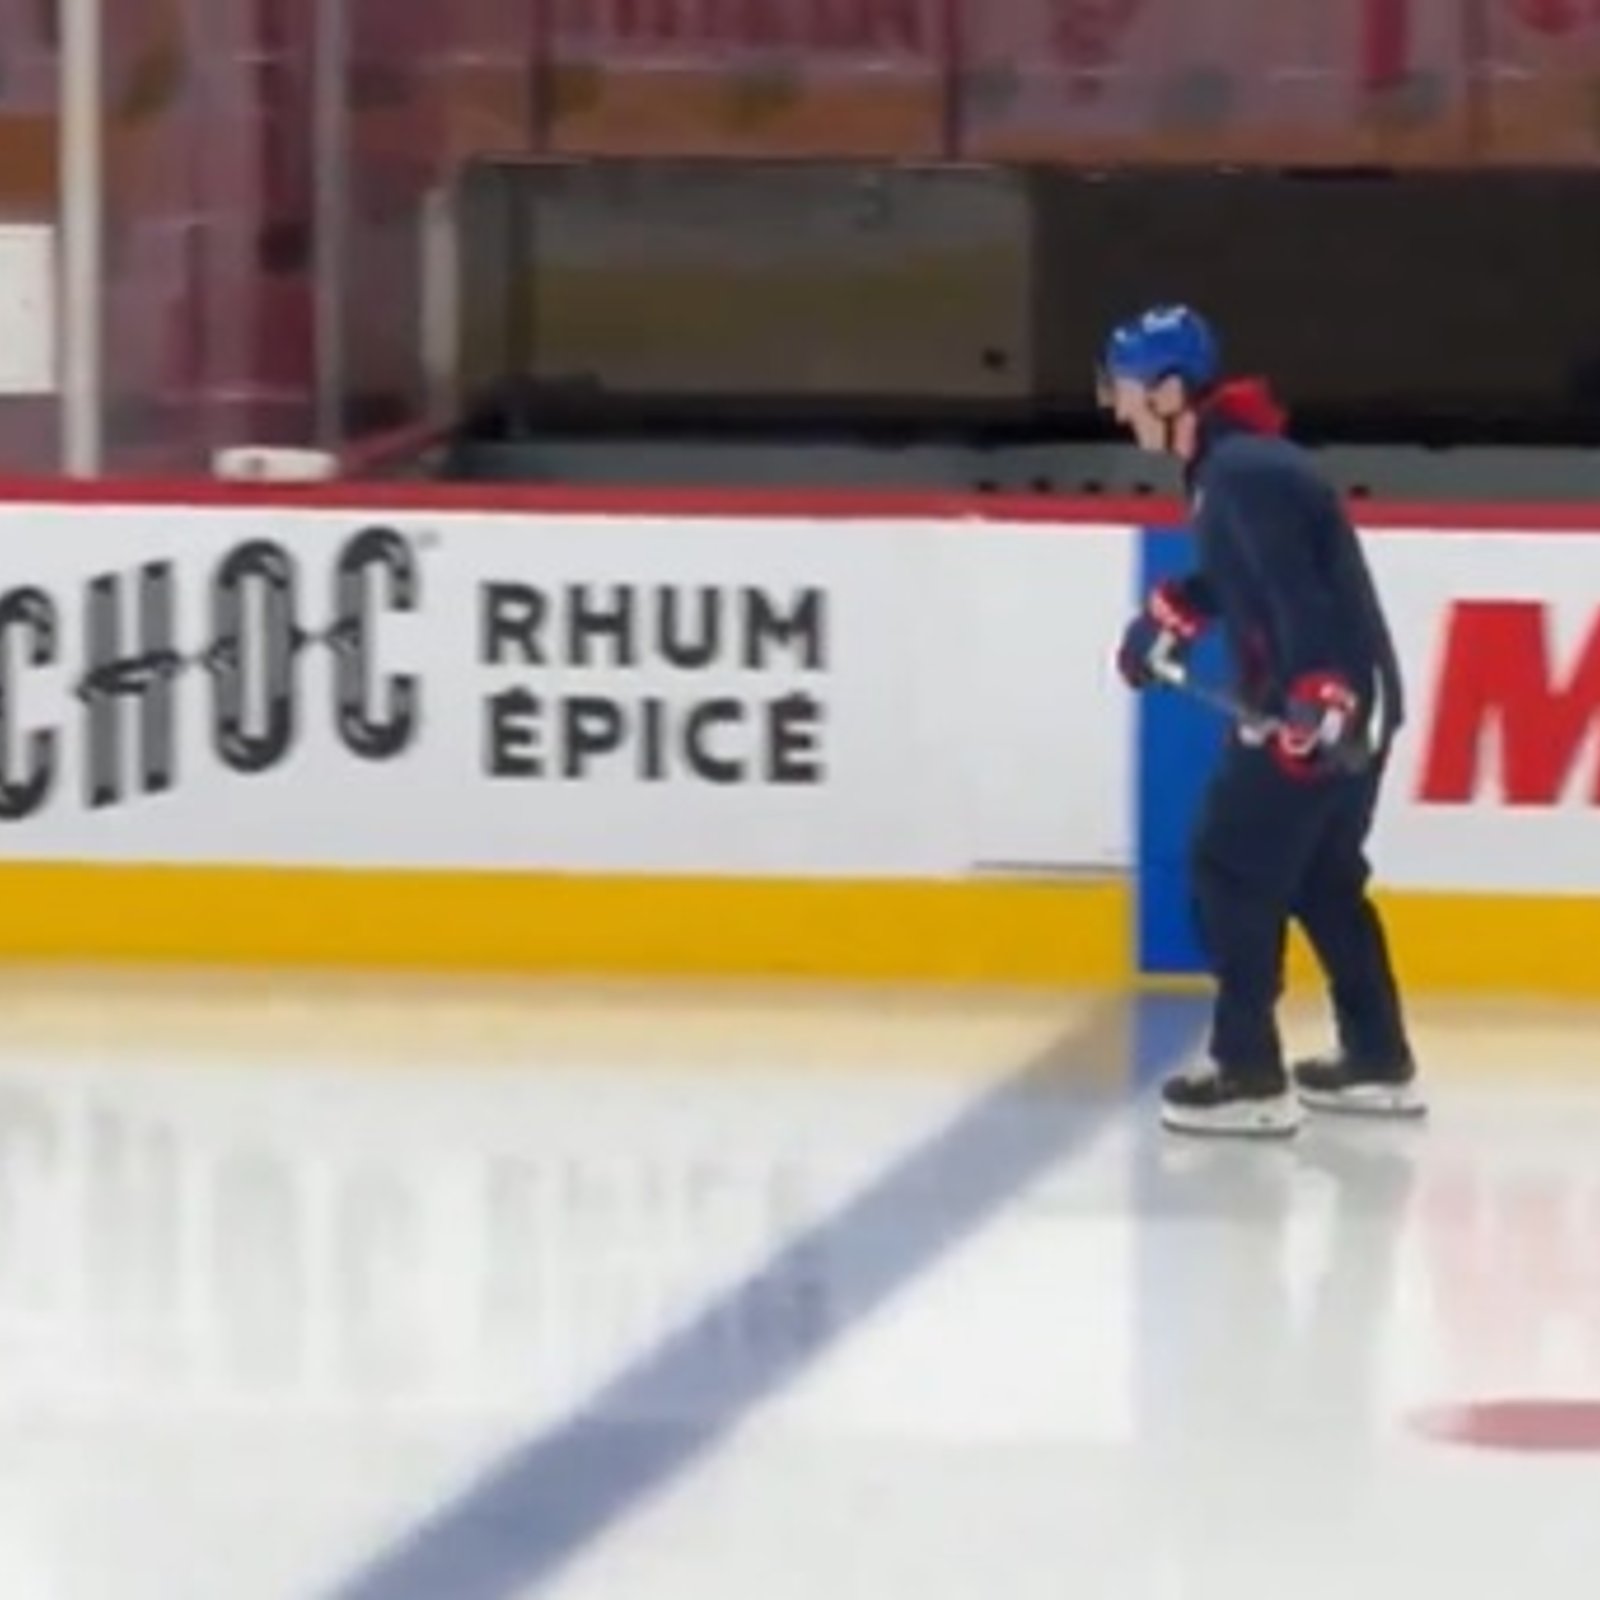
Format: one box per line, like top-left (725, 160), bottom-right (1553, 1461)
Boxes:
top-left (1135, 526), bottom-right (1231, 977)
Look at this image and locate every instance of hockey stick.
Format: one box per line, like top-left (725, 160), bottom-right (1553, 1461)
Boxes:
top-left (1150, 659), bottom-right (1373, 773)
top-left (1149, 658), bottom-right (1277, 738)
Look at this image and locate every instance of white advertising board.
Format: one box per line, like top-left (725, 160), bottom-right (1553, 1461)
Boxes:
top-left (0, 504), bottom-right (1130, 878)
top-left (1366, 528), bottom-right (1600, 894)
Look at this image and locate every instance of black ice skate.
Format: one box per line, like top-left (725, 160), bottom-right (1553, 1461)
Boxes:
top-left (1160, 1063), bottom-right (1302, 1138)
top-left (1292, 1051), bottom-right (1426, 1119)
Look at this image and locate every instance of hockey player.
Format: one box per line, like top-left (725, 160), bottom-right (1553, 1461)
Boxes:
top-left (1104, 305), bottom-right (1424, 1136)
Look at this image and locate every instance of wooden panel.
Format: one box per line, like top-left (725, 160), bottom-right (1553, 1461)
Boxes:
top-left (1475, 1), bottom-right (1600, 165)
top-left (958, 0), bottom-right (1476, 168)
top-left (0, 117), bottom-right (55, 210)
top-left (542, 0), bottom-right (946, 157)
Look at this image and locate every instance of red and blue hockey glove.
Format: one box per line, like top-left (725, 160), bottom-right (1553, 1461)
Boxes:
top-left (1273, 672), bottom-right (1361, 777)
top-left (1116, 580), bottom-right (1205, 690)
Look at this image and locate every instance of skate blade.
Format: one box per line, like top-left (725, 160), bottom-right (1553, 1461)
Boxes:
top-left (1160, 1095), bottom-right (1303, 1139)
top-left (1297, 1082), bottom-right (1427, 1119)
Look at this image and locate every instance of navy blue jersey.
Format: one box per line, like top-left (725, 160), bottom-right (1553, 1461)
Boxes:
top-left (1175, 391), bottom-right (1405, 750)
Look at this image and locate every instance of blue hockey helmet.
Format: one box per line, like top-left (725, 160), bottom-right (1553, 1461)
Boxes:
top-left (1098, 305), bottom-right (1220, 399)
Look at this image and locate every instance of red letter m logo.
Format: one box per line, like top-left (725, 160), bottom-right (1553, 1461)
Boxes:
top-left (1420, 600), bottom-right (1600, 805)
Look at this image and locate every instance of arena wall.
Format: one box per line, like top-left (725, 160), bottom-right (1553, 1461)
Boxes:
top-left (0, 481), bottom-right (1591, 992)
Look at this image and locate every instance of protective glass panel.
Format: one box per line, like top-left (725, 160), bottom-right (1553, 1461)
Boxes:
top-left (0, 0), bottom-right (64, 472)
top-left (99, 0), bottom-right (320, 474)
top-left (29, 1), bottom-right (1581, 478)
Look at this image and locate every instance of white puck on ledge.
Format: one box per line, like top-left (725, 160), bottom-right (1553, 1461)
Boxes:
top-left (211, 446), bottom-right (340, 484)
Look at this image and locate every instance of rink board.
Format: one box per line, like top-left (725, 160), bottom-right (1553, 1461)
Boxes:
top-left (0, 860), bottom-right (1127, 983)
top-left (1292, 892), bottom-right (1600, 997)
top-left (0, 859), bottom-right (1558, 993)
top-left (0, 487), bottom-right (1129, 985)
top-left (0, 481), bottom-right (1593, 992)
top-left (1137, 516), bottom-right (1600, 995)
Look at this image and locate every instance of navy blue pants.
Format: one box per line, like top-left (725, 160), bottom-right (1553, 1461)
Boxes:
top-left (1189, 740), bottom-right (1410, 1083)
